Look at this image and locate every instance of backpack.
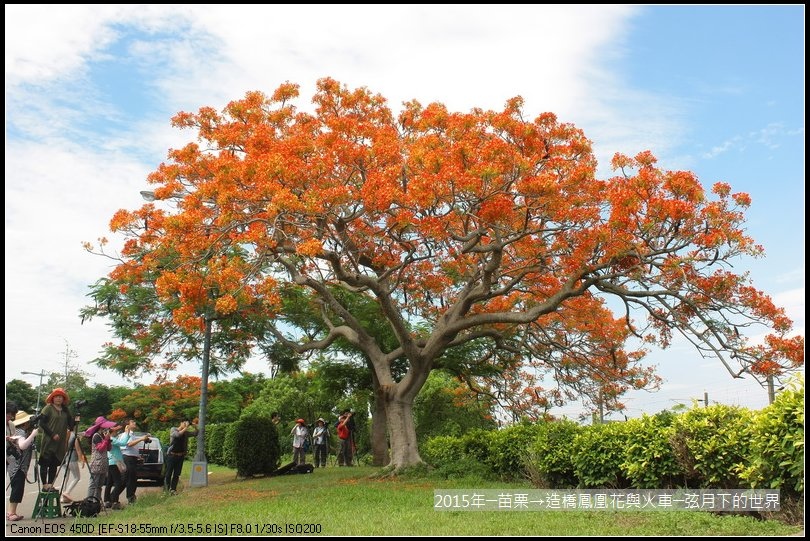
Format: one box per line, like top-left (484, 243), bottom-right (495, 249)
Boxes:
top-left (336, 423), bottom-right (349, 440)
top-left (65, 497), bottom-right (101, 518)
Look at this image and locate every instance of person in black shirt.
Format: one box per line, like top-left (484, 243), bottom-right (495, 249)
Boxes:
top-left (164, 420), bottom-right (197, 494)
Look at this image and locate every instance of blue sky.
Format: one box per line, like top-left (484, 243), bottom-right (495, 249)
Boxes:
top-left (5, 5), bottom-right (803, 419)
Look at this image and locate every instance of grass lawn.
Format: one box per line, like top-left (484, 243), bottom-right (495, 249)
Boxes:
top-left (79, 465), bottom-right (801, 536)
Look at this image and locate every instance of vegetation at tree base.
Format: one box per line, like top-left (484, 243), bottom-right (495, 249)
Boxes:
top-left (572, 422), bottom-right (633, 488)
top-left (81, 79), bottom-right (802, 470)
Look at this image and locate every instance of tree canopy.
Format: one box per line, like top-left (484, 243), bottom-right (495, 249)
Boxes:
top-left (85, 78), bottom-right (803, 468)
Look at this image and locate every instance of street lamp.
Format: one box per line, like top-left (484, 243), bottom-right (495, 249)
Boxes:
top-left (21, 370), bottom-right (48, 412)
top-left (141, 189), bottom-right (209, 486)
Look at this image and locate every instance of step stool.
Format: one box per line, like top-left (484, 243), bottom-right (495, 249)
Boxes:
top-left (32, 490), bottom-right (62, 519)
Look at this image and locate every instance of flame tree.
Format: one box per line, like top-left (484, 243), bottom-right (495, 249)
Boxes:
top-left (87, 79), bottom-right (803, 470)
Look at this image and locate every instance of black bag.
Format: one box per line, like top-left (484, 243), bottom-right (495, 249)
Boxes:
top-left (65, 497), bottom-right (102, 518)
top-left (272, 461), bottom-right (314, 476)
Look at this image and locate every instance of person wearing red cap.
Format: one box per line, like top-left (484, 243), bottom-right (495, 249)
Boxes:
top-left (38, 388), bottom-right (75, 492)
top-left (290, 419), bottom-right (309, 465)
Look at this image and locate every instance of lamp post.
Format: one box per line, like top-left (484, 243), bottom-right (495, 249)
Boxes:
top-left (141, 189), bottom-right (209, 486)
top-left (21, 370), bottom-right (48, 412)
top-left (189, 315), bottom-right (212, 487)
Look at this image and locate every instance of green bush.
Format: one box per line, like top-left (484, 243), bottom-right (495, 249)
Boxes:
top-left (485, 423), bottom-right (539, 479)
top-left (524, 419), bottom-right (582, 488)
top-left (422, 435), bottom-right (466, 467)
top-left (460, 429), bottom-right (492, 465)
top-left (223, 422), bottom-right (238, 469)
top-left (572, 422), bottom-right (631, 488)
top-left (230, 415), bottom-right (280, 477)
top-left (621, 415), bottom-right (683, 488)
top-left (669, 404), bottom-right (753, 488)
top-left (741, 377), bottom-right (804, 495)
top-left (206, 423), bottom-right (229, 465)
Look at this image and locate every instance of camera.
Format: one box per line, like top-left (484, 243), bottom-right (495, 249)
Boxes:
top-left (74, 399), bottom-right (88, 409)
top-left (30, 411), bottom-right (43, 428)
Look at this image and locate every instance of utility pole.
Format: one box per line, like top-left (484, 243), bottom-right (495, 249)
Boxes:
top-left (703, 391), bottom-right (709, 408)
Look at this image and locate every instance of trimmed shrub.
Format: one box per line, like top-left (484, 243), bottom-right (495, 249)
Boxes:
top-left (670, 404), bottom-right (753, 488)
top-left (206, 423), bottom-right (229, 465)
top-left (484, 423), bottom-right (538, 479)
top-left (422, 435), bottom-right (466, 467)
top-left (230, 414), bottom-right (279, 477)
top-left (741, 377), bottom-right (804, 495)
top-left (621, 415), bottom-right (683, 488)
top-left (460, 429), bottom-right (492, 465)
top-left (524, 419), bottom-right (582, 488)
top-left (422, 430), bottom-right (497, 479)
top-left (572, 422), bottom-right (631, 488)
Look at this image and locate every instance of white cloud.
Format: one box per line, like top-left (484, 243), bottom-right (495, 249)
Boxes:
top-left (702, 136), bottom-right (741, 159)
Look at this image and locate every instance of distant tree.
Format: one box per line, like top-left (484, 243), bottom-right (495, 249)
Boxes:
top-left (209, 372), bottom-right (266, 423)
top-left (112, 376), bottom-right (204, 431)
top-left (5, 379), bottom-right (37, 412)
top-left (71, 384), bottom-right (132, 425)
top-left (413, 370), bottom-right (497, 443)
top-left (46, 340), bottom-right (91, 394)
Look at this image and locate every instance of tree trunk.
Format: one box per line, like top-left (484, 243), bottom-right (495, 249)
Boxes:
top-left (385, 393), bottom-right (422, 469)
top-left (370, 381), bottom-right (390, 466)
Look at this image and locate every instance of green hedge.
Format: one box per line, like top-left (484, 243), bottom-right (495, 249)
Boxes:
top-left (741, 377), bottom-right (804, 494)
top-left (206, 423), bottom-right (229, 465)
top-left (524, 420), bottom-right (582, 488)
top-left (670, 404), bottom-right (753, 488)
top-left (572, 422), bottom-right (631, 488)
top-left (421, 391), bottom-right (802, 492)
top-left (621, 414), bottom-right (682, 488)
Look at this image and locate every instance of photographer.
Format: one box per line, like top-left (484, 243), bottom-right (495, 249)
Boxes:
top-left (336, 410), bottom-right (355, 466)
top-left (6, 411), bottom-right (40, 521)
top-left (85, 416), bottom-right (120, 501)
top-left (38, 388), bottom-right (75, 492)
top-left (164, 419), bottom-right (197, 495)
top-left (121, 419), bottom-right (151, 504)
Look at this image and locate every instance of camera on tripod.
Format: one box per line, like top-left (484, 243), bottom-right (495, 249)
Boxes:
top-left (29, 410), bottom-right (43, 428)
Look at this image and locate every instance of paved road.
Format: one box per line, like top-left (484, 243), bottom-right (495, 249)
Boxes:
top-left (5, 463), bottom-right (161, 535)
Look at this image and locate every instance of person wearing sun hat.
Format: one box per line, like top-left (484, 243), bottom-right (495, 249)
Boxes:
top-left (6, 411), bottom-right (40, 521)
top-left (290, 418), bottom-right (309, 465)
top-left (38, 387), bottom-right (75, 492)
top-left (85, 416), bottom-right (120, 501)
